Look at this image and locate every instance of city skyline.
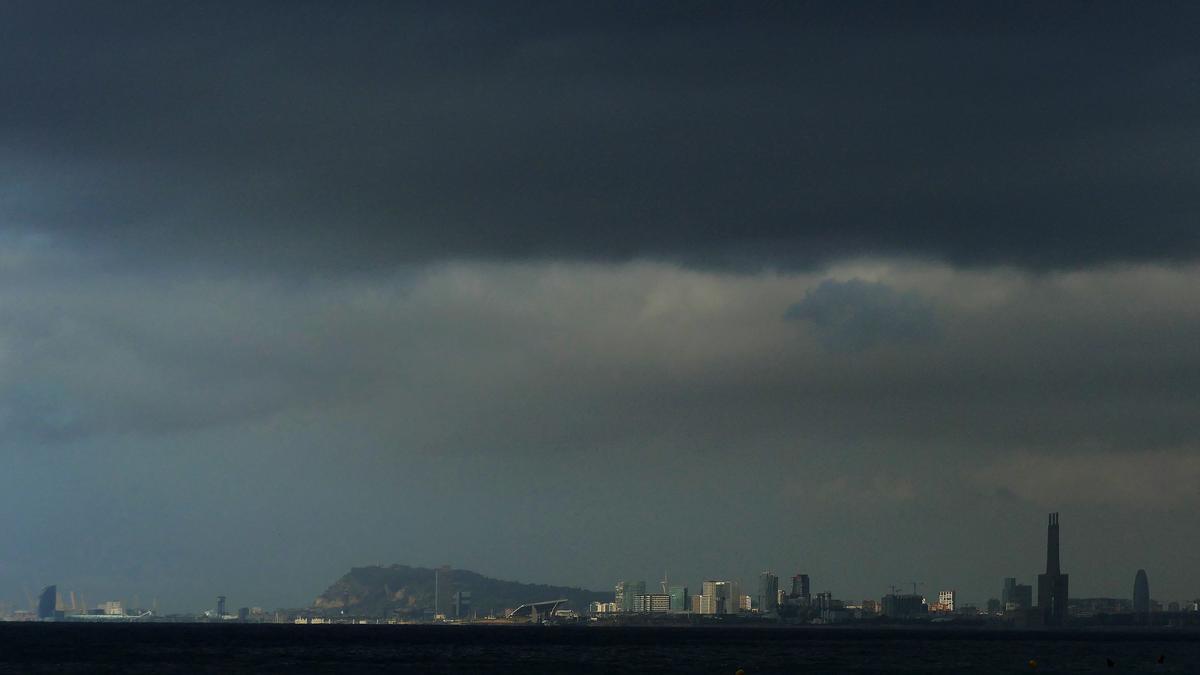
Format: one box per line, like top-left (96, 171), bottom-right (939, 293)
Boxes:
top-left (3, 2), bottom-right (1199, 612)
top-left (7, 512), bottom-right (1188, 616)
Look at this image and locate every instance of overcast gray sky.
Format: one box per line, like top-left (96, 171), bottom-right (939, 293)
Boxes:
top-left (2, 2), bottom-right (1198, 612)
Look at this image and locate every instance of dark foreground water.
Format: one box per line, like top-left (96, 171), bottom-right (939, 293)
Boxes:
top-left (1, 624), bottom-right (1197, 673)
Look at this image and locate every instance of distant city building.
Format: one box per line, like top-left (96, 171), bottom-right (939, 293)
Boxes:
top-left (1001, 577), bottom-right (1034, 612)
top-left (881, 593), bottom-right (927, 619)
top-left (1068, 598), bottom-right (1132, 617)
top-left (632, 594), bottom-right (671, 613)
top-left (614, 581), bottom-right (646, 613)
top-left (1001, 578), bottom-right (1017, 608)
top-left (700, 581), bottom-right (739, 615)
top-left (791, 574), bottom-right (811, 604)
top-left (1168, 601), bottom-right (1180, 613)
top-left (1037, 513), bottom-right (1069, 626)
top-left (1133, 569), bottom-right (1150, 619)
top-left (1012, 585), bottom-right (1033, 612)
top-left (862, 599), bottom-right (880, 615)
top-left (668, 585), bottom-right (689, 612)
top-left (589, 601), bottom-right (619, 614)
top-left (217, 596), bottom-right (227, 617)
top-left (998, 571), bottom-right (1036, 610)
top-left (933, 590), bottom-right (955, 612)
top-left (813, 592), bottom-right (835, 611)
top-left (102, 601), bottom-right (123, 616)
top-left (777, 589), bottom-right (787, 607)
top-left (740, 595), bottom-right (753, 611)
top-left (37, 585), bottom-right (56, 620)
top-left (758, 572), bottom-right (779, 613)
top-left (986, 598), bottom-right (1002, 614)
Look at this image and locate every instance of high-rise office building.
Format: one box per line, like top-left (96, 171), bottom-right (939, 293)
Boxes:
top-left (615, 581), bottom-right (646, 613)
top-left (1002, 577), bottom-right (1032, 610)
top-left (701, 580), bottom-right (738, 615)
top-left (1037, 512), bottom-right (1069, 626)
top-left (37, 585), bottom-right (57, 620)
top-left (1002, 578), bottom-right (1017, 607)
top-left (791, 574), bottom-right (811, 604)
top-left (1013, 584), bottom-right (1033, 611)
top-left (668, 585), bottom-right (689, 612)
top-left (1133, 569), bottom-right (1150, 619)
top-left (758, 572), bottom-right (779, 613)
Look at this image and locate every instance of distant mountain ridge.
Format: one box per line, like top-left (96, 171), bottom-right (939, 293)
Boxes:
top-left (313, 564), bottom-right (610, 617)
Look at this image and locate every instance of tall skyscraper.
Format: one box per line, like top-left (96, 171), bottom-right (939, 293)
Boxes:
top-left (37, 585), bottom-right (57, 620)
top-left (615, 581), bottom-right (646, 613)
top-left (1001, 578), bottom-right (1017, 608)
top-left (1002, 577), bottom-right (1032, 611)
top-left (758, 572), bottom-right (779, 613)
top-left (1133, 569), bottom-right (1150, 619)
top-left (668, 585), bottom-right (689, 612)
top-left (791, 574), bottom-right (811, 604)
top-left (1014, 584), bottom-right (1033, 611)
top-left (1037, 512), bottom-right (1069, 626)
top-left (701, 580), bottom-right (738, 615)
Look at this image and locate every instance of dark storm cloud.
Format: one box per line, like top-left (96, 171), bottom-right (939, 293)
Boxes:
top-left (4, 2), bottom-right (1200, 613)
top-left (3, 2), bottom-right (1199, 271)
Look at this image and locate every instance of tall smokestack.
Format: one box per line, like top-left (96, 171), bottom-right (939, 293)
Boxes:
top-left (1045, 512), bottom-right (1060, 575)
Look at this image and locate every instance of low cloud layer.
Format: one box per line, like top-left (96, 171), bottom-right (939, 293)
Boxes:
top-left (2, 245), bottom-right (1198, 608)
top-left (785, 279), bottom-right (940, 351)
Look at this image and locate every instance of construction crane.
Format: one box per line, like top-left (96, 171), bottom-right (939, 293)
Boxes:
top-left (909, 581), bottom-right (925, 596)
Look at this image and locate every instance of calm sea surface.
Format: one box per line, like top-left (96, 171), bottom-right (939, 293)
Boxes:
top-left (1, 624), bottom-right (1197, 673)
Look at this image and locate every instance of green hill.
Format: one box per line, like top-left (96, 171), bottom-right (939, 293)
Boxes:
top-left (313, 564), bottom-right (610, 618)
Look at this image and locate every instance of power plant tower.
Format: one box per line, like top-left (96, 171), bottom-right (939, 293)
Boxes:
top-left (1133, 569), bottom-right (1150, 620)
top-left (1037, 513), bottom-right (1069, 626)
